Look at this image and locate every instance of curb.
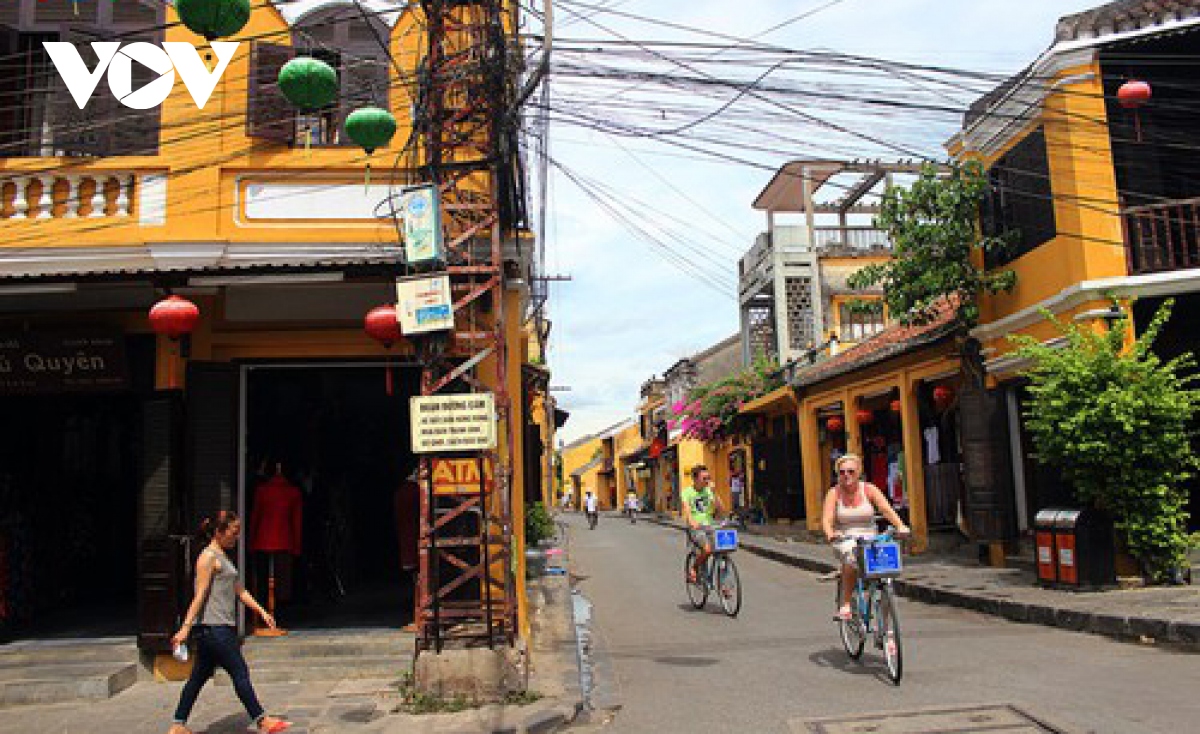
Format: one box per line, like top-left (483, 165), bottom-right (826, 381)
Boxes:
top-left (646, 516), bottom-right (1199, 651)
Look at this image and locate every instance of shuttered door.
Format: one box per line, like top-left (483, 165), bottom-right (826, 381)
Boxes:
top-left (137, 395), bottom-right (184, 654)
top-left (185, 364), bottom-right (240, 529)
top-left (338, 57), bottom-right (389, 145)
top-left (959, 385), bottom-right (1016, 542)
top-left (784, 430), bottom-right (803, 520)
top-left (51, 26), bottom-right (116, 156)
top-left (247, 41), bottom-right (296, 144)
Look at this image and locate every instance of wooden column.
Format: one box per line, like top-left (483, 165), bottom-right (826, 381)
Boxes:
top-left (900, 372), bottom-right (929, 553)
top-left (799, 399), bottom-right (825, 532)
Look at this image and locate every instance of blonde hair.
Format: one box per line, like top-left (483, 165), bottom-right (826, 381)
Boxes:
top-left (834, 453), bottom-right (863, 472)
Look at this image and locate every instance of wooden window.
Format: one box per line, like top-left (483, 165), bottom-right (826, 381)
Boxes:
top-left (838, 301), bottom-right (885, 341)
top-left (247, 41), bottom-right (297, 144)
top-left (982, 127), bottom-right (1057, 267)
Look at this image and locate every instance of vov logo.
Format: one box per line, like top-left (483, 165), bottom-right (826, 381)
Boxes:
top-left (43, 42), bottom-right (240, 110)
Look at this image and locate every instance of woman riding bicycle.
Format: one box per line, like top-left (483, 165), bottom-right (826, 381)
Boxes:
top-left (822, 454), bottom-right (909, 621)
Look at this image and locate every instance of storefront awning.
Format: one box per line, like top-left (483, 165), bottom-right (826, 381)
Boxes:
top-left (620, 442), bottom-right (651, 463)
top-left (739, 385), bottom-right (798, 415)
top-left (569, 456), bottom-right (604, 478)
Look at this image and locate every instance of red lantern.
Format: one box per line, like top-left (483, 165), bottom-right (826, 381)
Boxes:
top-left (364, 304), bottom-right (402, 394)
top-left (364, 304), bottom-right (402, 347)
top-left (1117, 80), bottom-right (1152, 109)
top-left (890, 399), bottom-right (902, 413)
top-left (933, 385), bottom-right (954, 409)
top-left (826, 416), bottom-right (844, 434)
top-left (149, 295), bottom-right (200, 339)
top-left (856, 409), bottom-right (875, 425)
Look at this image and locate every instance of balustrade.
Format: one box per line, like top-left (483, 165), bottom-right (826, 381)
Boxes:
top-left (1, 173), bottom-right (137, 220)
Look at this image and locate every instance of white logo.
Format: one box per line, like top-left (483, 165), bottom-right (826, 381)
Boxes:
top-left (43, 42), bottom-right (240, 110)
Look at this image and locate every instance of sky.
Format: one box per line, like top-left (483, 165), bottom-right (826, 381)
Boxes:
top-left (542, 0), bottom-right (1103, 445)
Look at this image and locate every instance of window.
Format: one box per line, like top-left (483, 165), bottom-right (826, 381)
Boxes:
top-left (247, 9), bottom-right (392, 147)
top-left (0, 1), bottom-right (163, 157)
top-left (981, 127), bottom-right (1057, 267)
top-left (838, 301), bottom-right (885, 341)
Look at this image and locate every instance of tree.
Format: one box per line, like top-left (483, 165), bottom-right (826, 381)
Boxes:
top-left (847, 161), bottom-right (1016, 330)
top-left (1012, 300), bottom-right (1200, 581)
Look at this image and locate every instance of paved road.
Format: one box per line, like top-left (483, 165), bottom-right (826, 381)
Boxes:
top-left (562, 512), bottom-right (1199, 734)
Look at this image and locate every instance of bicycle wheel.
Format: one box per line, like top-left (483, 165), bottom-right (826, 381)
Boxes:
top-left (836, 576), bottom-right (866, 660)
top-left (685, 550), bottom-right (708, 609)
top-left (715, 555), bottom-right (742, 617)
top-left (878, 584), bottom-right (903, 684)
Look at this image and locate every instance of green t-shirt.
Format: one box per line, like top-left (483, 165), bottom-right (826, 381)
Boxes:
top-left (682, 484), bottom-right (716, 526)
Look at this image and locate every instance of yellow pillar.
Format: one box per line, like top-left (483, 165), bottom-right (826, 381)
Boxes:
top-left (800, 400), bottom-right (825, 532)
top-left (844, 391), bottom-right (862, 458)
top-left (900, 373), bottom-right (929, 553)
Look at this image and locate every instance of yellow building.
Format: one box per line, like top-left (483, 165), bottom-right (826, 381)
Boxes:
top-left (0, 0), bottom-right (544, 667)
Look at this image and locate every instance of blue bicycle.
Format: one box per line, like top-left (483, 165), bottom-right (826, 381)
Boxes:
top-left (834, 530), bottom-right (904, 684)
top-left (684, 522), bottom-right (742, 617)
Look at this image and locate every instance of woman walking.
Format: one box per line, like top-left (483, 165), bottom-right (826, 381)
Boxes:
top-left (168, 511), bottom-right (292, 734)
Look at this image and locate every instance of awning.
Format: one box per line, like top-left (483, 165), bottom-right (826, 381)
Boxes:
top-left (620, 442), bottom-right (651, 463)
top-left (739, 385), bottom-right (798, 415)
top-left (569, 456), bottom-right (603, 479)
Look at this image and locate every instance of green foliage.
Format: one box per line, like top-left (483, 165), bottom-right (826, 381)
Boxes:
top-left (395, 672), bottom-right (541, 713)
top-left (848, 161), bottom-right (1016, 328)
top-left (525, 501), bottom-right (556, 546)
top-left (672, 356), bottom-right (784, 441)
top-left (1012, 300), bottom-right (1200, 581)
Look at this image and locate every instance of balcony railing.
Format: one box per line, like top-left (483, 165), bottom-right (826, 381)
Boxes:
top-left (812, 226), bottom-right (890, 251)
top-left (1, 173), bottom-right (137, 220)
top-left (1123, 197), bottom-right (1200, 275)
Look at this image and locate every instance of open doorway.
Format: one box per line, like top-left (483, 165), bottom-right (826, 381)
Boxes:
top-left (244, 364), bottom-right (420, 631)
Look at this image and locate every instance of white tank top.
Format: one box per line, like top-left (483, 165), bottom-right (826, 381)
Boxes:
top-left (834, 482), bottom-right (876, 535)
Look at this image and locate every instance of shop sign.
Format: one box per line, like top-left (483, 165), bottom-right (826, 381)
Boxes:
top-left (431, 457), bottom-right (495, 496)
top-left (398, 185), bottom-right (442, 264)
top-left (0, 332), bottom-right (128, 394)
top-left (396, 274), bottom-right (453, 334)
top-left (411, 393), bottom-right (497, 453)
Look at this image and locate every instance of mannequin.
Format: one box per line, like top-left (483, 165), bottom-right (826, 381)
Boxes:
top-left (249, 461), bottom-right (303, 636)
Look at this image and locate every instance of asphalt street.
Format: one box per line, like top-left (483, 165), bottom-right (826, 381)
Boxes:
top-left (561, 512), bottom-right (1199, 734)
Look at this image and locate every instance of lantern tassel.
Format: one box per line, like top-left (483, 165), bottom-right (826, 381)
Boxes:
top-left (1135, 111), bottom-right (1143, 143)
top-left (365, 161), bottom-right (371, 195)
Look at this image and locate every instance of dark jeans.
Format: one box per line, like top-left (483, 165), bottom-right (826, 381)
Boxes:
top-left (173, 625), bottom-right (265, 725)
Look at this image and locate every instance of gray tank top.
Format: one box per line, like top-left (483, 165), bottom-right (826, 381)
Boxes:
top-left (198, 547), bottom-right (239, 627)
top-left (835, 482), bottom-right (877, 535)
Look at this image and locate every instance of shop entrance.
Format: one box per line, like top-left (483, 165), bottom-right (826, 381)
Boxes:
top-left (243, 364), bottom-right (420, 631)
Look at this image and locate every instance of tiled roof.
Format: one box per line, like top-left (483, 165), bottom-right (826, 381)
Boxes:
top-left (1055, 0), bottom-right (1200, 43)
top-left (791, 301), bottom-right (959, 388)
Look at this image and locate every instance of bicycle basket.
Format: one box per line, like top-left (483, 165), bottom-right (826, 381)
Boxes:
top-left (713, 528), bottom-right (739, 552)
top-left (856, 540), bottom-right (902, 578)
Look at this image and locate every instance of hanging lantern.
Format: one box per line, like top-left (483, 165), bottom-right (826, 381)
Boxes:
top-left (278, 57), bottom-right (339, 153)
top-left (890, 399), bottom-right (902, 413)
top-left (149, 295), bottom-right (200, 390)
top-left (1117, 80), bottom-right (1152, 109)
top-left (149, 295), bottom-right (200, 340)
top-left (856, 408), bottom-right (875, 426)
top-left (365, 304), bottom-right (402, 395)
top-left (1117, 79), bottom-right (1152, 141)
top-left (826, 416), bottom-right (844, 434)
top-left (933, 385), bottom-right (955, 409)
top-left (345, 106), bottom-right (398, 190)
top-left (176, 0), bottom-right (252, 41)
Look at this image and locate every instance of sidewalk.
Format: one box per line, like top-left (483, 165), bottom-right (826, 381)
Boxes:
top-left (0, 554), bottom-right (583, 734)
top-left (648, 514), bottom-right (1200, 650)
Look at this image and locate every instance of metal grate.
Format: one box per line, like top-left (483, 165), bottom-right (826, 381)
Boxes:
top-left (785, 276), bottom-right (815, 350)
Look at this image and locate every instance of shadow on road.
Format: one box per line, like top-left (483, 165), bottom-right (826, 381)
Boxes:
top-left (651, 655), bottom-right (720, 667)
top-left (808, 647), bottom-right (894, 685)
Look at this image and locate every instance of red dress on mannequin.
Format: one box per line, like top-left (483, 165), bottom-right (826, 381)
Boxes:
top-left (250, 475), bottom-right (303, 555)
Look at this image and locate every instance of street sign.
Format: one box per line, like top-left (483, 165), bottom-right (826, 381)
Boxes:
top-left (431, 457), bottom-right (495, 496)
top-left (396, 274), bottom-right (453, 334)
top-left (410, 393), bottom-right (497, 453)
top-left (398, 185), bottom-right (442, 263)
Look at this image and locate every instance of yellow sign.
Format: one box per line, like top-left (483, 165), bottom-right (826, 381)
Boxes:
top-left (431, 458), bottom-right (495, 496)
top-left (410, 394), bottom-right (497, 453)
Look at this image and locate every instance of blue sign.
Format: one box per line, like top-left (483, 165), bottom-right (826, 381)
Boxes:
top-left (714, 528), bottom-right (739, 552)
top-left (862, 541), bottom-right (902, 576)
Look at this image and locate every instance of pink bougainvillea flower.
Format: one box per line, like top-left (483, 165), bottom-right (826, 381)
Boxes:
top-left (671, 400), bottom-right (686, 414)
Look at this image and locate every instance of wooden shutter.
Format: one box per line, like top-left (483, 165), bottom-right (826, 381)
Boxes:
top-left (185, 363), bottom-right (240, 528)
top-left (137, 395), bottom-right (185, 654)
top-left (0, 26), bottom-right (24, 156)
top-left (337, 57), bottom-right (389, 146)
top-left (109, 31), bottom-right (161, 156)
top-left (247, 41), bottom-right (296, 144)
top-left (51, 26), bottom-right (116, 156)
top-left (959, 384), bottom-right (1016, 542)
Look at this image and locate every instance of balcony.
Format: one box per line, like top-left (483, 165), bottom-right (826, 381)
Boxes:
top-left (1123, 197), bottom-right (1200, 275)
top-left (812, 226), bottom-right (890, 252)
top-left (1, 172), bottom-right (140, 220)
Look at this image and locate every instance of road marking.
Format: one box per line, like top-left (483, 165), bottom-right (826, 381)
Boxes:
top-left (792, 703), bottom-right (1071, 733)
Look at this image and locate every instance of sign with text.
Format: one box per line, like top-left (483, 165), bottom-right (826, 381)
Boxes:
top-left (396, 274), bottom-right (453, 334)
top-left (399, 185), bottom-right (442, 264)
top-left (0, 332), bottom-right (129, 394)
top-left (411, 394), bottom-right (497, 453)
top-left (45, 42), bottom-right (239, 110)
top-left (431, 457), bottom-right (495, 496)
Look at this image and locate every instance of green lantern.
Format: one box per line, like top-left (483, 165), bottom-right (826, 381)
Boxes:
top-left (176, 0), bottom-right (252, 41)
top-left (346, 107), bottom-right (398, 190)
top-left (278, 57), bottom-right (339, 112)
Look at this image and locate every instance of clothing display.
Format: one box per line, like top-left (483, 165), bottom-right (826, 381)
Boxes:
top-left (250, 475), bottom-right (304, 555)
top-left (923, 426), bottom-right (941, 464)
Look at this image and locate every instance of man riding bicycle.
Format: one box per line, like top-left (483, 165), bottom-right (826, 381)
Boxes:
top-left (682, 465), bottom-right (725, 584)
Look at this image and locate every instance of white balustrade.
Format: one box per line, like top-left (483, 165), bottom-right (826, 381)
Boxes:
top-left (1, 172), bottom-right (142, 221)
